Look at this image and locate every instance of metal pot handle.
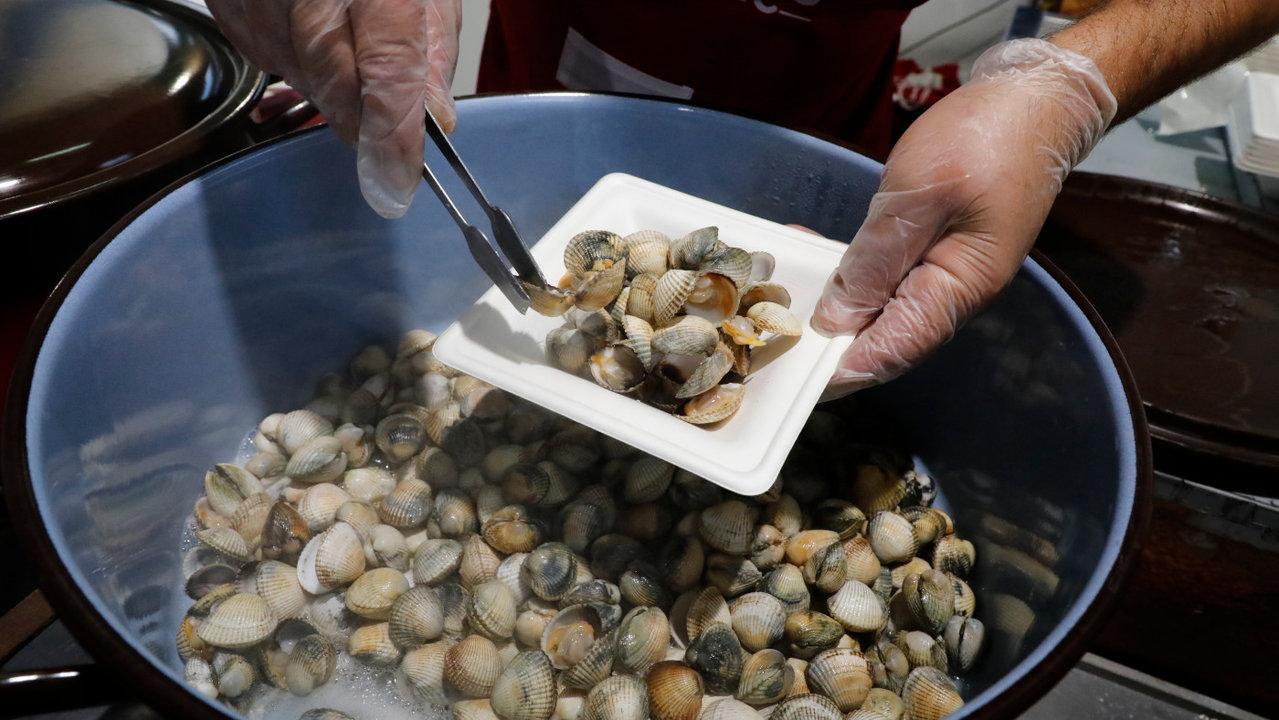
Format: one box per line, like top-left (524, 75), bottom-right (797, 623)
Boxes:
top-left (0, 590), bottom-right (129, 714)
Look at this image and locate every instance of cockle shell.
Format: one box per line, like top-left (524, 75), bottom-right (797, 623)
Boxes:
top-left (565, 230), bottom-right (626, 278)
top-left (374, 412), bottom-right (428, 463)
top-left (698, 500), bottom-right (758, 554)
top-left (676, 383), bottom-right (744, 425)
top-left (614, 606), bottom-right (669, 674)
top-left (704, 553), bottom-right (763, 598)
top-left (738, 282), bottom-right (792, 314)
top-left (842, 536), bottom-right (882, 585)
top-left (736, 648), bottom-right (793, 705)
top-left (623, 457), bottom-right (675, 504)
top-left (769, 693), bottom-right (842, 720)
top-left (932, 535), bottom-right (976, 578)
top-left (521, 542), bottom-right (578, 601)
top-left (668, 227), bottom-right (722, 270)
top-left (491, 650), bottom-right (557, 720)
top-left (445, 635), bottom-right (503, 698)
top-left (346, 567), bottom-right (409, 620)
top-left (213, 652), bottom-right (256, 698)
top-left (901, 666), bottom-right (964, 720)
top-left (377, 478), bottom-right (432, 528)
top-left (746, 301), bottom-right (802, 336)
top-left (583, 674), bottom-right (649, 720)
top-left (254, 560), bottom-right (306, 620)
top-left (402, 639), bottom-right (452, 704)
top-left (196, 593), bottom-right (277, 650)
top-left (782, 611), bottom-right (844, 660)
top-left (759, 564), bottom-right (810, 615)
top-left (801, 542), bottom-right (847, 594)
top-left (524, 281), bottom-right (575, 317)
top-left (867, 512), bottom-right (919, 564)
top-left (699, 247), bottom-right (753, 288)
top-left (388, 585), bottom-right (444, 649)
top-left (685, 586), bottom-right (732, 642)
top-left (620, 315), bottom-right (657, 370)
top-left (652, 269), bottom-right (699, 326)
top-left (285, 632), bottom-right (337, 697)
top-left (903, 570), bottom-right (955, 635)
top-left (204, 464), bottom-right (263, 517)
top-left (343, 466), bottom-right (396, 504)
top-left (700, 698), bottom-right (762, 720)
top-left (196, 525), bottom-right (253, 563)
top-left (469, 580), bottom-right (518, 641)
top-left (728, 592), bottom-right (786, 653)
top-left (806, 648), bottom-right (872, 712)
top-left (411, 538), bottom-right (462, 585)
top-left (675, 343), bottom-right (733, 399)
top-left (298, 483), bottom-right (351, 533)
top-left (589, 344), bottom-right (647, 393)
top-left (943, 615), bottom-right (985, 674)
top-left (684, 622), bottom-right (745, 694)
top-left (784, 530), bottom-right (841, 567)
top-left (652, 315), bottom-right (719, 356)
top-left (460, 534), bottom-right (503, 589)
top-left (647, 661), bottom-right (704, 720)
top-left (683, 273), bottom-right (740, 324)
top-left (626, 272), bottom-right (660, 324)
top-left (286, 435), bottom-right (347, 485)
top-left (276, 409), bottom-right (334, 455)
top-left (623, 230), bottom-right (671, 278)
top-left (296, 521), bottom-right (366, 594)
top-left (827, 580), bottom-right (886, 633)
top-left (574, 261), bottom-right (628, 312)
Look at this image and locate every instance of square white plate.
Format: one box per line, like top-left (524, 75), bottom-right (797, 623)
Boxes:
top-left (434, 173), bottom-right (854, 495)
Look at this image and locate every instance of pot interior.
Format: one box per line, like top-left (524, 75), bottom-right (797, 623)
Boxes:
top-left (10, 94), bottom-right (1144, 719)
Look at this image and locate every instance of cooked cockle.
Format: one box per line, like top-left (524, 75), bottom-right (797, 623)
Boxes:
top-left (177, 329), bottom-right (985, 720)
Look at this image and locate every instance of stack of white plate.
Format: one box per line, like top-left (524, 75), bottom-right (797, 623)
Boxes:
top-left (1226, 71), bottom-right (1279, 192)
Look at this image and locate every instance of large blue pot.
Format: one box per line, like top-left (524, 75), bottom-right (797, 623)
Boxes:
top-left (3, 94), bottom-right (1150, 719)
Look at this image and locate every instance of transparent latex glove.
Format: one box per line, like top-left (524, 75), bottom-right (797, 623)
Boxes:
top-left (812, 39), bottom-right (1117, 398)
top-left (206, 0), bottom-right (461, 218)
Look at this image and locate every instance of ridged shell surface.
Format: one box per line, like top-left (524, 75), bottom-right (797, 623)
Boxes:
top-left (698, 500), bottom-right (758, 554)
top-left (806, 648), bottom-right (871, 712)
top-left (615, 606), bottom-right (669, 674)
top-left (196, 593), bottom-right (277, 649)
top-left (402, 640), bottom-right (451, 703)
top-left (901, 666), bottom-right (963, 720)
top-left (770, 693), bottom-right (843, 720)
top-left (653, 269), bottom-right (699, 326)
top-left (827, 581), bottom-right (886, 633)
top-left (346, 567), bottom-right (408, 620)
top-left (255, 561), bottom-right (306, 620)
top-left (736, 648), bottom-right (793, 705)
top-left (388, 585), bottom-right (444, 649)
top-left (728, 592), bottom-right (786, 652)
top-left (582, 674), bottom-right (648, 720)
top-left (445, 635), bottom-right (503, 698)
top-left (646, 660), bottom-right (704, 720)
top-left (490, 650), bottom-right (556, 720)
top-left (297, 521), bottom-right (366, 594)
top-left (677, 383), bottom-right (744, 425)
top-left (746, 301), bottom-right (802, 336)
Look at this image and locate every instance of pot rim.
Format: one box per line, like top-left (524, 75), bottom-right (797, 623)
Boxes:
top-left (1, 92), bottom-right (1153, 720)
top-left (0, 0), bottom-right (266, 221)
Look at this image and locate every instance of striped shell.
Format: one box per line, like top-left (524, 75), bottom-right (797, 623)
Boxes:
top-left (652, 315), bottom-right (719, 356)
top-left (652, 269), bottom-right (698, 326)
top-left (445, 635), bottom-right (503, 698)
top-left (624, 230), bottom-right (671, 277)
top-left (346, 567), bottom-right (409, 620)
top-left (827, 580), bottom-right (886, 633)
top-left (647, 660), bottom-right (704, 720)
top-left (296, 521), bottom-right (366, 594)
top-left (736, 648), bottom-right (793, 705)
top-left (746, 301), bottom-right (802, 336)
top-left (490, 650), bottom-right (557, 720)
top-left (677, 383), bottom-right (745, 425)
top-left (806, 649), bottom-right (872, 712)
top-left (901, 666), bottom-right (964, 720)
top-left (388, 585), bottom-right (445, 649)
top-left (196, 593), bottom-right (277, 650)
top-left (583, 674), bottom-right (649, 720)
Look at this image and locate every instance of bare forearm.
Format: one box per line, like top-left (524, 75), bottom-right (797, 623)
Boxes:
top-left (1050, 0), bottom-right (1279, 121)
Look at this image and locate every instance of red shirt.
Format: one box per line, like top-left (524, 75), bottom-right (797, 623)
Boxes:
top-left (477, 0), bottom-right (925, 159)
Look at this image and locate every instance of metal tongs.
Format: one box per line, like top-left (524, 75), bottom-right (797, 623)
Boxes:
top-left (421, 112), bottom-right (546, 313)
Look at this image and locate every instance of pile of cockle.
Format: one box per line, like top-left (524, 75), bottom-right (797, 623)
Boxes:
top-left (522, 227), bottom-right (802, 425)
top-left (178, 329), bottom-right (984, 720)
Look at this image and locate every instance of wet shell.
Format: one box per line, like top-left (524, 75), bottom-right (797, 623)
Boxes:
top-left (943, 615), bottom-right (985, 674)
top-left (782, 611), bottom-right (845, 660)
top-left (346, 567), bottom-right (409, 620)
top-left (949, 573), bottom-right (977, 619)
top-left (522, 542), bottom-right (579, 601)
top-left (561, 500), bottom-right (613, 554)
top-left (374, 412), bottom-right (428, 463)
top-left (763, 496), bottom-right (804, 539)
top-left (648, 661), bottom-right (704, 720)
top-left (343, 466), bottom-right (397, 504)
top-left (903, 570), bottom-right (955, 636)
top-left (525, 281), bottom-right (575, 317)
top-left (759, 564), bottom-right (810, 615)
top-left (699, 247), bottom-right (754, 288)
top-left (547, 327), bottom-right (594, 373)
top-left (931, 535), bottom-right (976, 578)
top-left (652, 315), bottom-right (719, 356)
top-left (698, 500), bottom-right (758, 555)
top-left (204, 464), bottom-right (263, 517)
top-left (621, 315), bottom-right (657, 370)
top-left (615, 606), bottom-right (669, 674)
top-left (736, 648), bottom-right (794, 705)
top-left (334, 501), bottom-right (380, 537)
top-left (574, 261), bottom-right (628, 312)
top-left (669, 227), bottom-right (722, 270)
top-left (496, 553), bottom-right (532, 606)
top-left (298, 483), bottom-right (352, 533)
top-left (213, 652), bottom-right (256, 698)
top-left (815, 500), bottom-right (867, 540)
top-left (438, 583), bottom-right (472, 635)
top-left (565, 230), bottom-right (626, 277)
top-left (626, 273), bottom-right (660, 324)
top-left (370, 524), bottom-right (410, 570)
top-left (277, 409), bottom-right (335, 455)
top-left (196, 525), bottom-right (253, 563)
top-left (704, 554), bottom-right (763, 598)
top-left (658, 535), bottom-right (705, 593)
top-left (806, 648), bottom-right (872, 712)
top-left (348, 622), bottom-right (401, 666)
top-left (849, 466), bottom-right (908, 516)
top-left (683, 273), bottom-right (740, 325)
top-left (675, 343), bottom-right (734, 399)
top-left (378, 478), bottom-right (433, 528)
top-left (901, 666), bottom-right (964, 720)
top-left (867, 512), bottom-right (919, 564)
top-left (842, 537), bottom-right (882, 585)
top-left (770, 693), bottom-right (843, 720)
top-left (286, 435), bottom-right (347, 485)
top-left (653, 269), bottom-right (699, 326)
top-left (402, 640), bottom-right (452, 703)
top-left (895, 631), bottom-right (947, 673)
top-left (459, 534), bottom-right (502, 589)
top-left (827, 581), bottom-right (886, 633)
top-left (589, 344), bottom-right (647, 393)
top-left (700, 698), bottom-right (763, 720)
top-left (412, 538), bottom-right (463, 585)
top-left (583, 674), bottom-right (649, 720)
top-left (721, 316), bottom-right (765, 348)
top-left (619, 561), bottom-right (672, 608)
top-left (285, 632), bottom-right (337, 697)
top-left (491, 650), bottom-right (557, 720)
top-left (677, 383), bottom-right (745, 425)
top-left (729, 592), bottom-right (786, 653)
top-left (615, 504), bottom-right (673, 542)
top-left (185, 564), bottom-right (238, 600)
top-left (738, 282), bottom-right (792, 314)
top-left (434, 488), bottom-right (478, 538)
top-left (469, 580), bottom-right (518, 641)
top-left (624, 230), bottom-right (671, 278)
top-left (801, 542), bottom-right (847, 594)
top-left (176, 615), bottom-right (211, 663)
top-left (784, 530), bottom-right (841, 567)
top-left (255, 560), bottom-right (306, 620)
top-left (561, 627), bottom-right (618, 690)
top-left (296, 521), bottom-right (366, 594)
top-left (445, 635), bottom-right (503, 698)
top-left (746, 301), bottom-right (802, 336)
top-left (685, 586), bottom-right (732, 642)
top-left (623, 457), bottom-right (676, 504)
top-left (541, 604), bottom-right (604, 670)
top-left (196, 593), bottom-right (277, 650)
top-left (684, 622), bottom-right (745, 694)
top-left (388, 585), bottom-right (445, 649)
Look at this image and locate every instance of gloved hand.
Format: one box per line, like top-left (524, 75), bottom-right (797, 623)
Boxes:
top-left (206, 0), bottom-right (462, 219)
top-left (812, 38), bottom-right (1117, 397)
